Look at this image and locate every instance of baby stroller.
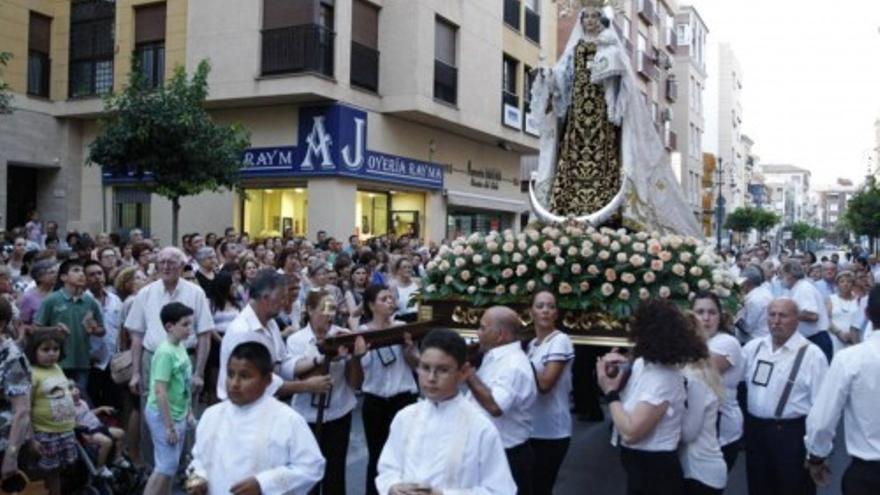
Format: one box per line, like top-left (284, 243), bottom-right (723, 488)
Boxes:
top-left (61, 432), bottom-right (146, 495)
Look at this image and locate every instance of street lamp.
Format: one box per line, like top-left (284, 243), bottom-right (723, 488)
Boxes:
top-left (715, 157), bottom-right (726, 251)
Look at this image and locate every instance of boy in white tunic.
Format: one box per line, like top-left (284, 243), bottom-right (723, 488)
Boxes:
top-left (186, 342), bottom-right (325, 495)
top-left (376, 329), bottom-right (516, 495)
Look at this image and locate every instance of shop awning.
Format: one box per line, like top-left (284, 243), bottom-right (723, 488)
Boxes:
top-left (446, 190), bottom-right (527, 214)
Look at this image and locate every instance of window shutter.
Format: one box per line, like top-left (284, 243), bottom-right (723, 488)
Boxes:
top-left (263, 0), bottom-right (314, 30)
top-left (351, 0), bottom-right (378, 48)
top-left (434, 18), bottom-right (456, 66)
top-left (135, 3), bottom-right (166, 43)
top-left (29, 13), bottom-right (52, 54)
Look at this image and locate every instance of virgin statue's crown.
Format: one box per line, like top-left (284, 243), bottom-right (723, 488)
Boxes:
top-left (579, 0), bottom-right (621, 10)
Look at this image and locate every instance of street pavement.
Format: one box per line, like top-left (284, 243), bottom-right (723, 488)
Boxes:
top-left (343, 399), bottom-right (850, 495)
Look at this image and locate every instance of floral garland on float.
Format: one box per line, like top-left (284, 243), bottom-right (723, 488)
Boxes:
top-left (419, 224), bottom-right (736, 340)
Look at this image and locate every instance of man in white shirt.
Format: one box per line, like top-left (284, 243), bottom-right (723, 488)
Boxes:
top-left (466, 306), bottom-right (537, 495)
top-left (218, 270), bottom-right (331, 401)
top-left (805, 285), bottom-right (880, 495)
top-left (187, 341), bottom-right (325, 495)
top-left (742, 298), bottom-right (829, 495)
top-left (780, 260), bottom-right (833, 363)
top-left (83, 260), bottom-right (123, 410)
top-left (814, 261), bottom-right (838, 300)
top-left (736, 265), bottom-right (773, 342)
top-left (376, 328), bottom-right (516, 495)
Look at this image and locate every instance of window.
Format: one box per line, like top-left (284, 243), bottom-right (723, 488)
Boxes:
top-left (114, 187), bottom-right (151, 237)
top-left (242, 187), bottom-right (308, 237)
top-left (261, 0), bottom-right (334, 76)
top-left (350, 0), bottom-right (379, 92)
top-left (504, 0), bottom-right (521, 31)
top-left (523, 65), bottom-right (534, 108)
top-left (27, 12), bottom-right (51, 97)
top-left (134, 3), bottom-right (166, 89)
top-left (620, 15), bottom-right (631, 40)
top-left (502, 56), bottom-right (517, 96)
top-left (434, 17), bottom-right (457, 105)
top-left (524, 0), bottom-right (540, 43)
top-left (69, 0), bottom-right (115, 98)
top-left (637, 33), bottom-right (648, 53)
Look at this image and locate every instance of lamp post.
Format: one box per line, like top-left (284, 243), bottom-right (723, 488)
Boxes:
top-left (715, 157), bottom-right (726, 252)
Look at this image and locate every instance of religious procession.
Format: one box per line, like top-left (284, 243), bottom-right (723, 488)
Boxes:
top-left (1, 0), bottom-right (879, 494)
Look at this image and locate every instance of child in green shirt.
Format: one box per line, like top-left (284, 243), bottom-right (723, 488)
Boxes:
top-left (144, 302), bottom-right (194, 495)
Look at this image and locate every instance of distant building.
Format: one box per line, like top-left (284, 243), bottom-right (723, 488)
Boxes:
top-left (815, 178), bottom-right (857, 233)
top-left (761, 164), bottom-right (812, 225)
top-left (715, 43), bottom-right (748, 210)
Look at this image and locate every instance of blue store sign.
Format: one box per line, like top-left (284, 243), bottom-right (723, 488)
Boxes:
top-left (104, 104), bottom-right (444, 190)
top-left (240, 104), bottom-right (444, 190)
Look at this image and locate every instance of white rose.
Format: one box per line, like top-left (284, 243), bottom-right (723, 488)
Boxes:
top-left (426, 284), bottom-right (436, 293)
top-left (439, 260), bottom-right (451, 272)
top-left (639, 288), bottom-right (650, 300)
top-left (501, 268), bottom-right (514, 279)
top-left (516, 264), bottom-right (528, 277)
top-left (581, 247), bottom-right (594, 258)
top-left (455, 258), bottom-right (466, 268)
top-left (672, 263), bottom-right (686, 277)
top-left (632, 242), bottom-right (645, 253)
top-left (659, 286), bottom-right (671, 298)
top-left (542, 273), bottom-right (554, 285)
top-left (550, 246), bottom-right (562, 257)
top-left (689, 266), bottom-right (703, 277)
top-left (464, 246), bottom-right (474, 257)
top-left (571, 263), bottom-right (582, 275)
top-left (527, 245), bottom-right (540, 257)
top-left (643, 272), bottom-right (656, 284)
top-left (512, 252), bottom-right (524, 263)
top-left (453, 246), bottom-right (464, 256)
top-left (486, 241), bottom-right (499, 252)
top-left (491, 254), bottom-right (502, 265)
top-left (509, 284), bottom-right (519, 295)
top-left (601, 283), bottom-right (615, 296)
top-left (526, 280), bottom-right (536, 292)
top-left (616, 252), bottom-right (628, 263)
top-left (536, 260), bottom-right (548, 271)
top-left (559, 236), bottom-right (571, 246)
top-left (610, 241), bottom-right (621, 252)
top-left (478, 277), bottom-right (488, 286)
top-left (467, 286), bottom-right (476, 294)
top-left (460, 270), bottom-right (471, 281)
top-left (555, 257), bottom-right (565, 266)
top-left (698, 279), bottom-right (711, 290)
top-left (502, 242), bottom-right (515, 253)
top-left (426, 261), bottom-right (437, 271)
top-left (598, 250), bottom-right (610, 261)
top-left (680, 252), bottom-right (693, 263)
top-left (528, 230), bottom-right (541, 242)
top-left (518, 240), bottom-right (528, 251)
top-left (618, 289), bottom-right (631, 301)
top-left (444, 275), bottom-right (454, 284)
top-left (494, 284), bottom-right (506, 295)
top-left (472, 254), bottom-right (483, 265)
top-left (567, 246), bottom-right (578, 257)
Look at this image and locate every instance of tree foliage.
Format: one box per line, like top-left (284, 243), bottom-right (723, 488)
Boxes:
top-left (0, 52), bottom-right (13, 114)
top-left (844, 184), bottom-right (880, 241)
top-left (88, 60), bottom-right (250, 244)
top-left (724, 207), bottom-right (754, 233)
top-left (753, 209), bottom-right (781, 237)
top-left (789, 221), bottom-right (823, 242)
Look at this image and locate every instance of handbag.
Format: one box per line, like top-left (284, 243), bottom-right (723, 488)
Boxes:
top-left (110, 350), bottom-right (134, 385)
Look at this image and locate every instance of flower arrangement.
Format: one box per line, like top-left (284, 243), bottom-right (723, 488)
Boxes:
top-left (422, 225), bottom-right (737, 319)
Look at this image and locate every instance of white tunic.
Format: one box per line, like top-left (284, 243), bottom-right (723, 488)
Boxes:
top-left (188, 394), bottom-right (325, 495)
top-left (741, 332), bottom-right (828, 419)
top-left (375, 394), bottom-right (516, 495)
top-left (527, 331), bottom-right (574, 439)
top-left (612, 358), bottom-right (686, 452)
top-left (789, 279), bottom-right (830, 338)
top-left (286, 324), bottom-right (357, 423)
top-left (679, 367), bottom-right (727, 490)
top-left (828, 294), bottom-right (860, 355)
top-left (469, 341), bottom-right (537, 448)
top-left (708, 333), bottom-right (744, 446)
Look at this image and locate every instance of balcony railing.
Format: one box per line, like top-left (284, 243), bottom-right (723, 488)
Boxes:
top-left (504, 0), bottom-right (521, 30)
top-left (636, 50), bottom-right (657, 80)
top-left (638, 0), bottom-right (657, 25)
top-left (434, 59), bottom-right (458, 105)
top-left (525, 8), bottom-right (540, 43)
top-left (350, 41), bottom-right (379, 92)
top-left (665, 77), bottom-right (678, 102)
top-left (261, 24), bottom-right (334, 77)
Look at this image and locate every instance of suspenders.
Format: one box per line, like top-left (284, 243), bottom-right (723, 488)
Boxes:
top-left (774, 344), bottom-right (809, 418)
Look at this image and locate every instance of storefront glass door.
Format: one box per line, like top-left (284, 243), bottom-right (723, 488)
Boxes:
top-left (242, 187), bottom-right (308, 238)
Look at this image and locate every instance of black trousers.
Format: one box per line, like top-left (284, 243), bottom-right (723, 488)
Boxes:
top-left (87, 366), bottom-right (123, 412)
top-left (571, 345), bottom-right (604, 420)
top-left (684, 479), bottom-right (723, 495)
top-left (807, 331), bottom-right (833, 363)
top-left (506, 441), bottom-right (535, 495)
top-left (744, 414), bottom-right (814, 495)
top-left (308, 413), bottom-right (352, 495)
top-left (619, 447), bottom-right (684, 495)
top-left (530, 437), bottom-right (570, 495)
top-left (842, 457), bottom-right (880, 495)
top-left (721, 439), bottom-right (740, 472)
top-left (362, 392), bottom-right (418, 495)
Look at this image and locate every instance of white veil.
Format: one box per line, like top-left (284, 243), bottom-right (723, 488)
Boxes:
top-left (530, 8), bottom-right (702, 238)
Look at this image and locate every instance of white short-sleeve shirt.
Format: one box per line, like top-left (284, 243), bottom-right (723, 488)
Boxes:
top-left (708, 333), bottom-right (745, 446)
top-left (679, 367), bottom-right (727, 489)
top-left (287, 325), bottom-right (357, 423)
top-left (358, 322), bottom-right (418, 398)
top-left (123, 279), bottom-right (215, 352)
top-left (527, 331), bottom-right (575, 439)
top-left (790, 279), bottom-right (830, 338)
top-left (613, 358), bottom-right (686, 452)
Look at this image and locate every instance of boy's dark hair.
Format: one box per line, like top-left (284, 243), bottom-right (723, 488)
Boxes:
top-left (58, 259), bottom-right (82, 278)
top-left (160, 302), bottom-right (194, 328)
top-left (83, 259), bottom-right (103, 273)
top-left (25, 330), bottom-right (66, 364)
top-left (420, 329), bottom-right (467, 367)
top-left (229, 342), bottom-right (273, 376)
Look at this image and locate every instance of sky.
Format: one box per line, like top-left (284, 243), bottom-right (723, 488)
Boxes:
top-left (687, 0), bottom-right (880, 187)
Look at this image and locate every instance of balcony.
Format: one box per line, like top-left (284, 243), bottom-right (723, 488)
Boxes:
top-left (350, 41), bottom-right (379, 92)
top-left (261, 24), bottom-right (334, 77)
top-left (665, 77), bottom-right (678, 102)
top-left (664, 128), bottom-right (677, 151)
top-left (524, 7), bottom-right (540, 43)
top-left (665, 27), bottom-right (678, 50)
top-left (434, 59), bottom-right (458, 105)
top-left (636, 51), bottom-right (657, 80)
top-left (504, 0), bottom-right (521, 31)
top-left (638, 0), bottom-right (658, 25)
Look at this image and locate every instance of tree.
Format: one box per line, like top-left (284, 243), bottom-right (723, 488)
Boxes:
top-left (789, 221), bottom-right (824, 252)
top-left (88, 60), bottom-right (250, 245)
top-left (753, 209), bottom-right (781, 240)
top-left (724, 207), bottom-right (755, 235)
top-left (0, 52), bottom-right (12, 114)
top-left (844, 184), bottom-right (880, 253)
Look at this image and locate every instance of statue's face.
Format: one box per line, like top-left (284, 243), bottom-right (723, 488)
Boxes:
top-left (582, 8), bottom-right (604, 35)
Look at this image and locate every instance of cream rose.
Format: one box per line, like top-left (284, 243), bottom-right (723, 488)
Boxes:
top-left (471, 254), bottom-right (483, 265)
top-left (491, 254), bottom-right (502, 265)
top-left (460, 270), bottom-right (471, 281)
top-left (516, 264), bottom-right (528, 277)
top-left (659, 286), bottom-right (671, 298)
top-left (618, 289), bottom-right (631, 300)
top-left (643, 272), bottom-right (656, 284)
top-left (639, 288), bottom-right (650, 300)
top-left (559, 282), bottom-right (573, 295)
top-left (478, 277), bottom-right (488, 286)
top-left (536, 260), bottom-right (548, 271)
top-left (689, 266), bottom-right (703, 277)
top-left (598, 250), bottom-right (610, 261)
top-left (501, 268), bottom-right (514, 279)
top-left (588, 265), bottom-right (600, 275)
top-left (672, 263), bottom-right (686, 277)
top-left (571, 263), bottom-right (583, 275)
top-left (526, 280), bottom-right (536, 292)
top-left (542, 273), bottom-right (554, 285)
top-left (605, 268), bottom-right (618, 282)
top-left (601, 283), bottom-right (615, 296)
top-left (580, 281), bottom-right (590, 292)
top-left (512, 252), bottom-right (524, 263)
top-left (621, 273), bottom-right (636, 284)
top-left (455, 258), bottom-right (466, 268)
top-left (527, 245), bottom-right (540, 257)
top-left (494, 284), bottom-right (506, 296)
top-left (467, 286), bottom-right (476, 294)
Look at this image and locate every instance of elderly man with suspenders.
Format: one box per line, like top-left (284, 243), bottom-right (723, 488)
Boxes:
top-left (742, 298), bottom-right (828, 495)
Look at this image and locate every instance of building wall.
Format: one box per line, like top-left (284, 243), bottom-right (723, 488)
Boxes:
top-left (716, 43), bottom-right (747, 209)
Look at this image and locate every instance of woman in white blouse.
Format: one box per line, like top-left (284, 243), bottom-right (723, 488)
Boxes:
top-left (691, 291), bottom-right (745, 471)
top-left (358, 284), bottom-right (419, 495)
top-left (597, 299), bottom-right (708, 495)
top-left (827, 271), bottom-right (861, 353)
top-left (526, 290), bottom-right (575, 495)
top-left (287, 289), bottom-right (366, 495)
top-left (388, 258), bottom-right (420, 323)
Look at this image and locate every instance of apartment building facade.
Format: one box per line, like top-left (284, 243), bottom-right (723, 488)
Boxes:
top-left (761, 164), bottom-right (812, 226)
top-left (0, 0), bottom-right (557, 244)
top-left (716, 42), bottom-right (749, 210)
top-left (816, 179), bottom-right (856, 232)
top-left (670, 4), bottom-right (707, 222)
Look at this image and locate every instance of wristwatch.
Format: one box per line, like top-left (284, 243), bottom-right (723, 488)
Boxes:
top-left (605, 390), bottom-right (621, 403)
top-left (806, 453), bottom-right (825, 466)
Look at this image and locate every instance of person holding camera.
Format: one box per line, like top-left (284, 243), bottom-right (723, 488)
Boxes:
top-left (597, 299), bottom-right (707, 495)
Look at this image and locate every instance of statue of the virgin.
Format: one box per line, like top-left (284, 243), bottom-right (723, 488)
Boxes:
top-left (529, 0), bottom-right (702, 237)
